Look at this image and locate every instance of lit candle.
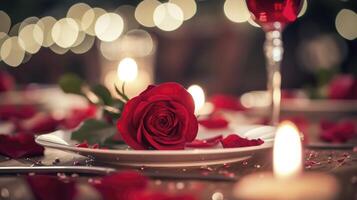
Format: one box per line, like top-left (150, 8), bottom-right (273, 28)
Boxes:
top-left (234, 121), bottom-right (339, 200)
top-left (115, 57), bottom-right (148, 98)
top-left (117, 57), bottom-right (138, 82)
top-left (188, 84), bottom-right (213, 116)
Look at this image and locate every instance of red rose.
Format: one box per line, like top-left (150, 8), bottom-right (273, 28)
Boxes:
top-left (117, 83), bottom-right (198, 150)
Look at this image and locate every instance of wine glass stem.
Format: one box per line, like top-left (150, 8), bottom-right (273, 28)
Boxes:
top-left (264, 30), bottom-right (283, 126)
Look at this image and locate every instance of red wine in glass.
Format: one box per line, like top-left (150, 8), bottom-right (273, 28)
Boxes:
top-left (246, 0), bottom-right (303, 31)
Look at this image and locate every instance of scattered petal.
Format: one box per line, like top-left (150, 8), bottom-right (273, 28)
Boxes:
top-left (198, 116), bottom-right (228, 129)
top-left (186, 135), bottom-right (223, 148)
top-left (26, 175), bottom-right (77, 200)
top-left (209, 94), bottom-right (246, 111)
top-left (320, 120), bottom-right (356, 143)
top-left (92, 171), bottom-right (148, 200)
top-left (221, 134), bottom-right (264, 148)
top-left (0, 134), bottom-right (44, 158)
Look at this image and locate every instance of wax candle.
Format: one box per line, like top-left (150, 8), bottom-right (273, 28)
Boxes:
top-left (188, 84), bottom-right (213, 116)
top-left (234, 121), bottom-right (339, 200)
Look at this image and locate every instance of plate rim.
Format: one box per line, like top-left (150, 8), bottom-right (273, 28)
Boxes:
top-left (36, 125), bottom-right (275, 156)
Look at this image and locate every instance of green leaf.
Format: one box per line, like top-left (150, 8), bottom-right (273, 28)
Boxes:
top-left (102, 136), bottom-right (126, 148)
top-left (59, 73), bottom-right (84, 94)
top-left (91, 84), bottom-right (113, 105)
top-left (71, 119), bottom-right (117, 145)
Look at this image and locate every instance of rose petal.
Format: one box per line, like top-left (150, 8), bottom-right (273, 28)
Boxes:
top-left (26, 175), bottom-right (77, 200)
top-left (0, 134), bottom-right (44, 158)
top-left (0, 104), bottom-right (37, 120)
top-left (320, 120), bottom-right (356, 143)
top-left (117, 96), bottom-right (147, 150)
top-left (327, 75), bottom-right (356, 99)
top-left (76, 141), bottom-right (100, 149)
top-left (0, 71), bottom-right (15, 92)
top-left (140, 83), bottom-right (195, 114)
top-left (21, 114), bottom-right (61, 134)
top-left (198, 116), bottom-right (229, 129)
top-left (93, 171), bottom-right (148, 200)
top-left (170, 101), bottom-right (198, 142)
top-left (221, 134), bottom-right (264, 148)
top-left (209, 94), bottom-right (246, 111)
top-left (62, 105), bottom-right (97, 129)
top-left (186, 135), bottom-right (223, 148)
top-left (133, 191), bottom-right (197, 200)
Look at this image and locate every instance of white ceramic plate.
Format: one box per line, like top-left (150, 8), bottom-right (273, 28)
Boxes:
top-left (36, 125), bottom-right (275, 168)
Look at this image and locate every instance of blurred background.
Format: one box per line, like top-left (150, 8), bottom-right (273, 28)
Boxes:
top-left (0, 0), bottom-right (356, 97)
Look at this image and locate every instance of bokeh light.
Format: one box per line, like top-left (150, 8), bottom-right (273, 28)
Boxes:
top-left (99, 29), bottom-right (154, 60)
top-left (38, 16), bottom-right (56, 47)
top-left (121, 29), bottom-right (154, 57)
top-left (82, 7), bottom-right (106, 36)
top-left (0, 36), bottom-right (25, 67)
top-left (298, 34), bottom-right (347, 70)
top-left (224, 0), bottom-right (251, 23)
top-left (67, 2), bottom-right (91, 30)
top-left (19, 17), bottom-right (40, 32)
top-left (99, 40), bottom-right (121, 61)
top-left (18, 24), bottom-right (43, 54)
top-left (22, 53), bottom-right (32, 64)
top-left (153, 3), bottom-right (184, 31)
top-left (49, 43), bottom-right (69, 55)
top-left (169, 0), bottom-right (197, 20)
top-left (117, 57), bottom-right (138, 82)
top-left (335, 9), bottom-right (357, 40)
top-left (0, 10), bottom-right (11, 33)
top-left (51, 18), bottom-right (79, 48)
top-left (115, 5), bottom-right (140, 32)
top-left (71, 31), bottom-right (86, 47)
top-left (0, 33), bottom-right (9, 62)
top-left (135, 0), bottom-right (161, 27)
top-left (71, 35), bottom-right (95, 54)
top-left (9, 23), bottom-right (21, 36)
top-left (95, 13), bottom-right (124, 42)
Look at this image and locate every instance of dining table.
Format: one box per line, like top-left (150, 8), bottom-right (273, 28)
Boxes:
top-left (0, 112), bottom-right (356, 200)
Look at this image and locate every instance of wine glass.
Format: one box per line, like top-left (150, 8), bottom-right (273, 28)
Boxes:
top-left (245, 0), bottom-right (303, 125)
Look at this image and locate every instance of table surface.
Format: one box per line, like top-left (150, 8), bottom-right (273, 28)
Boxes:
top-left (0, 145), bottom-right (356, 200)
top-left (1, 109), bottom-right (357, 200)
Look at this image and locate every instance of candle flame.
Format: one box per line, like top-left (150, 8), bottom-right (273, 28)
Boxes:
top-left (188, 84), bottom-right (205, 114)
top-left (273, 121), bottom-right (302, 179)
top-left (117, 57), bottom-right (138, 82)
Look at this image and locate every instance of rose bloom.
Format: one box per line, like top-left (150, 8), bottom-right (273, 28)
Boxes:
top-left (117, 83), bottom-right (198, 150)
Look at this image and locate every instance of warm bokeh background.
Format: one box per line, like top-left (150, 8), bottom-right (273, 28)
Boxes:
top-left (0, 0), bottom-right (356, 96)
